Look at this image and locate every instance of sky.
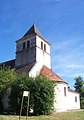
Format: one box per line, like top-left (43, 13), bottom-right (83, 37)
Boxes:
top-left (0, 0), bottom-right (84, 89)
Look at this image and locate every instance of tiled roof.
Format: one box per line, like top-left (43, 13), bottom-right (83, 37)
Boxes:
top-left (0, 59), bottom-right (67, 85)
top-left (40, 65), bottom-right (68, 84)
top-left (0, 59), bottom-right (15, 68)
top-left (68, 87), bottom-right (79, 94)
top-left (16, 24), bottom-right (50, 45)
top-left (23, 24), bottom-right (43, 38)
top-left (16, 62), bottom-right (35, 74)
top-left (0, 59), bottom-right (35, 74)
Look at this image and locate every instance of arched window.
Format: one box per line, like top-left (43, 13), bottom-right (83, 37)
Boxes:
top-left (23, 42), bottom-right (25, 49)
top-left (44, 44), bottom-right (46, 52)
top-left (27, 41), bottom-right (30, 48)
top-left (41, 41), bottom-right (43, 50)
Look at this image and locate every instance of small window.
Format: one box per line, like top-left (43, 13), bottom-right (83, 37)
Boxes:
top-left (16, 45), bottom-right (18, 51)
top-left (44, 44), bottom-right (46, 52)
top-left (27, 41), bottom-right (30, 48)
top-left (41, 41), bottom-right (43, 50)
top-left (75, 96), bottom-right (77, 102)
top-left (64, 87), bottom-right (66, 96)
top-left (23, 42), bottom-right (25, 49)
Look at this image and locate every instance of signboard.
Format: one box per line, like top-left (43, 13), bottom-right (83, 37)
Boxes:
top-left (23, 91), bottom-right (29, 97)
top-left (19, 91), bottom-right (30, 120)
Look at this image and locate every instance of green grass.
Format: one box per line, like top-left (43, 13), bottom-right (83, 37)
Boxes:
top-left (0, 110), bottom-right (84, 120)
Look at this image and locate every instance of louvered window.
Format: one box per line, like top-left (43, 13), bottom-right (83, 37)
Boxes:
top-left (41, 41), bottom-right (43, 50)
top-left (27, 41), bottom-right (30, 48)
top-left (23, 42), bottom-right (25, 49)
top-left (44, 44), bottom-right (46, 52)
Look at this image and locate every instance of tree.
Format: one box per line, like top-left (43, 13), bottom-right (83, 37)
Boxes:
top-left (9, 74), bottom-right (55, 115)
top-left (9, 74), bottom-right (34, 115)
top-left (74, 76), bottom-right (84, 94)
top-left (74, 76), bottom-right (84, 108)
top-left (33, 75), bottom-right (55, 115)
top-left (0, 66), bottom-right (17, 112)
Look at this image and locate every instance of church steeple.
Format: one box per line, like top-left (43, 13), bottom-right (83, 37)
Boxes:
top-left (16, 24), bottom-right (50, 45)
top-left (15, 24), bottom-right (51, 70)
top-left (23, 24), bottom-right (43, 39)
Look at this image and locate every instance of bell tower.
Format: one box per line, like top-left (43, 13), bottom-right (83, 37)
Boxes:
top-left (15, 24), bottom-right (51, 70)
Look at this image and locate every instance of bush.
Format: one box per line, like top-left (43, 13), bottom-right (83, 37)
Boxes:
top-left (33, 75), bottom-right (55, 115)
top-left (81, 97), bottom-right (84, 109)
top-left (9, 74), bottom-right (55, 115)
top-left (74, 76), bottom-right (84, 108)
top-left (0, 66), bottom-right (16, 112)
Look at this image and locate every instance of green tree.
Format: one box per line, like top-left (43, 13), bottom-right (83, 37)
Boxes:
top-left (9, 74), bottom-right (34, 115)
top-left (33, 75), bottom-right (55, 115)
top-left (0, 66), bottom-right (17, 112)
top-left (9, 74), bottom-right (55, 115)
top-left (74, 76), bottom-right (84, 94)
top-left (74, 76), bottom-right (84, 108)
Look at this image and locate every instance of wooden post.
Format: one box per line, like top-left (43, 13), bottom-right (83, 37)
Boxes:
top-left (26, 92), bottom-right (30, 120)
top-left (19, 91), bottom-right (30, 120)
top-left (19, 95), bottom-right (24, 120)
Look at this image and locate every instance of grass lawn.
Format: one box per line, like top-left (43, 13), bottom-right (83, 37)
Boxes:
top-left (0, 110), bottom-right (84, 120)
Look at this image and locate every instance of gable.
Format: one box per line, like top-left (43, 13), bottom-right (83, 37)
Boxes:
top-left (40, 65), bottom-right (68, 84)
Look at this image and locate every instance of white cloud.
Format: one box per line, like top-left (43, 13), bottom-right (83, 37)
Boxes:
top-left (51, 37), bottom-right (84, 80)
top-left (65, 64), bottom-right (84, 69)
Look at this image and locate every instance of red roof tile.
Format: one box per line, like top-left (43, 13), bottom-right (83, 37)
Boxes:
top-left (40, 65), bottom-right (68, 84)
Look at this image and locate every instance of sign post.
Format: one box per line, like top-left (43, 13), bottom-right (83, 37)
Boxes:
top-left (19, 91), bottom-right (30, 120)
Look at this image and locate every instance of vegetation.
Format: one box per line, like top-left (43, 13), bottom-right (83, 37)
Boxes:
top-left (0, 110), bottom-right (84, 120)
top-left (9, 74), bottom-right (55, 115)
top-left (74, 76), bottom-right (84, 108)
top-left (0, 66), bottom-right (55, 115)
top-left (0, 66), bottom-right (17, 112)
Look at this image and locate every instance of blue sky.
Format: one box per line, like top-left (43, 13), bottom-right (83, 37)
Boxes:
top-left (0, 0), bottom-right (84, 89)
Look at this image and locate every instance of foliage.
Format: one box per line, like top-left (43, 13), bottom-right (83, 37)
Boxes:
top-left (0, 66), bottom-right (17, 112)
top-left (9, 74), bottom-right (33, 114)
top-left (81, 98), bottom-right (84, 109)
top-left (9, 74), bottom-right (55, 115)
top-left (33, 75), bottom-right (55, 115)
top-left (74, 76), bottom-right (84, 94)
top-left (74, 76), bottom-right (84, 108)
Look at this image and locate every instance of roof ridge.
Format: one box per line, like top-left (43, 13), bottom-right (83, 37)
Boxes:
top-left (23, 24), bottom-right (43, 38)
top-left (68, 87), bottom-right (80, 94)
top-left (16, 24), bottom-right (50, 45)
top-left (40, 65), bottom-right (68, 84)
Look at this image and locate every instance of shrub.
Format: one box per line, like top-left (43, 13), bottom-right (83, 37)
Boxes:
top-left (0, 66), bottom-right (16, 112)
top-left (9, 74), bottom-right (55, 115)
top-left (33, 75), bottom-right (55, 115)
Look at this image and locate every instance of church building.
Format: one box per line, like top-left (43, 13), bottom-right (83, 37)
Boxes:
top-left (0, 24), bottom-right (80, 112)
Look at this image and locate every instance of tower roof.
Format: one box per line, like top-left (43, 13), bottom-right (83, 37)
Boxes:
top-left (16, 24), bottom-right (50, 45)
top-left (23, 24), bottom-right (43, 38)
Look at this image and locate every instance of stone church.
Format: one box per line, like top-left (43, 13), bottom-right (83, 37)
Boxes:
top-left (0, 24), bottom-right (80, 112)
